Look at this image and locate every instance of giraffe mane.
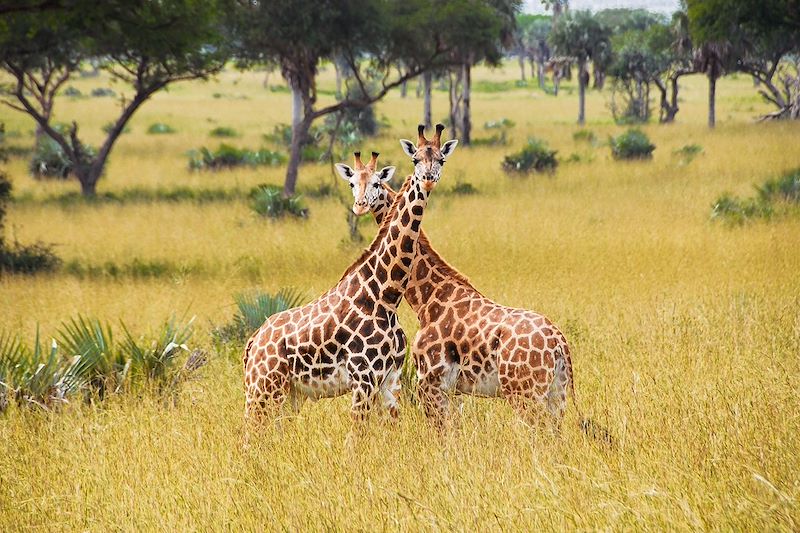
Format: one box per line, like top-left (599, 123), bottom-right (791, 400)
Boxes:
top-left (337, 174), bottom-right (414, 282)
top-left (378, 184), bottom-right (483, 295)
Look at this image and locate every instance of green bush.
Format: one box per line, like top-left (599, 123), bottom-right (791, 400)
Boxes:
top-left (102, 122), bottom-right (131, 135)
top-left (147, 123), bottom-right (177, 135)
top-left (0, 240), bottom-right (61, 274)
top-left (188, 144), bottom-right (285, 171)
top-left (610, 129), bottom-right (655, 160)
top-left (29, 136), bottom-right (73, 179)
top-left (448, 181), bottom-right (478, 195)
top-left (0, 315), bottom-right (203, 411)
top-left (573, 129), bottom-right (597, 143)
top-left (213, 289), bottom-right (305, 344)
top-left (250, 184), bottom-right (308, 219)
top-left (209, 126), bottom-right (238, 138)
top-left (90, 87), bottom-right (115, 97)
top-left (711, 194), bottom-right (772, 225)
top-left (502, 138), bottom-right (558, 174)
top-left (673, 144), bottom-right (703, 164)
top-left (756, 168), bottom-right (800, 204)
top-left (62, 86), bottom-right (82, 98)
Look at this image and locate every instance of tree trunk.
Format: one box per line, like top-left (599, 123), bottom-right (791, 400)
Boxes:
top-left (400, 79), bottom-right (407, 98)
top-left (284, 115), bottom-right (312, 197)
top-left (518, 54), bottom-right (526, 81)
top-left (536, 61), bottom-right (545, 90)
top-left (708, 74), bottom-right (716, 128)
top-left (291, 83), bottom-right (303, 131)
top-left (461, 61), bottom-right (471, 145)
top-left (75, 164), bottom-right (101, 197)
top-left (577, 61), bottom-right (586, 125)
top-left (423, 70), bottom-right (432, 129)
top-left (448, 69), bottom-right (462, 139)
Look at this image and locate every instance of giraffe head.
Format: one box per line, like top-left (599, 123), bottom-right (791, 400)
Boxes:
top-left (399, 124), bottom-right (458, 192)
top-left (335, 151), bottom-right (396, 216)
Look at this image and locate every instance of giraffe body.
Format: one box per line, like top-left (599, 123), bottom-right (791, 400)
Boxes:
top-left (245, 137), bottom-right (451, 422)
top-left (359, 151), bottom-right (573, 425)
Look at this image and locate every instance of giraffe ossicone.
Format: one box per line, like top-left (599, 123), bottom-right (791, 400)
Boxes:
top-left (243, 126), bottom-right (451, 425)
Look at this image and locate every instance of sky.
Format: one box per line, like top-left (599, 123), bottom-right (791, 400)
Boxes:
top-left (523, 0), bottom-right (681, 15)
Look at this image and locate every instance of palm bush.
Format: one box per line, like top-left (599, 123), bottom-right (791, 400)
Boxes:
top-left (214, 288), bottom-right (305, 344)
top-left (502, 138), bottom-right (558, 174)
top-left (250, 184), bottom-right (308, 219)
top-left (58, 316), bottom-right (125, 397)
top-left (711, 194), bottom-right (772, 224)
top-left (209, 126), bottom-right (238, 137)
top-left (756, 168), bottom-right (800, 204)
top-left (609, 129), bottom-right (655, 160)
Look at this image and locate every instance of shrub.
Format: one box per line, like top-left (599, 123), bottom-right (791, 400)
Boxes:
top-left (711, 194), bottom-right (772, 225)
top-left (29, 136), bottom-right (73, 179)
top-left (610, 129), bottom-right (655, 160)
top-left (209, 126), bottom-right (238, 138)
top-left (0, 240), bottom-right (61, 274)
top-left (572, 129), bottom-right (597, 143)
top-left (0, 316), bottom-right (204, 410)
top-left (213, 289), bottom-right (305, 344)
top-left (102, 122), bottom-right (131, 135)
top-left (756, 168), bottom-right (800, 204)
top-left (62, 86), bottom-right (82, 98)
top-left (188, 144), bottom-right (285, 171)
top-left (90, 87), bottom-right (115, 97)
top-left (473, 118), bottom-right (515, 146)
top-left (449, 181), bottom-right (478, 195)
top-left (147, 123), bottom-right (177, 135)
top-left (673, 144), bottom-right (703, 164)
top-left (502, 138), bottom-right (558, 174)
top-left (250, 184), bottom-right (308, 219)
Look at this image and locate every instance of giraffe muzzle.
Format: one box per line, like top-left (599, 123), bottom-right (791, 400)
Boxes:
top-left (352, 204), bottom-right (370, 216)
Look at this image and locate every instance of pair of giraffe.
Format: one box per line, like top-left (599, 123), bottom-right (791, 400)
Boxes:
top-left (244, 125), bottom-right (575, 428)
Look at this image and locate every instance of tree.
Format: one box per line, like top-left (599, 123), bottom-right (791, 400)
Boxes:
top-left (689, 0), bottom-right (800, 121)
top-left (440, 0), bottom-right (521, 145)
top-left (0, 0), bottom-right (229, 196)
top-left (230, 0), bottom-right (447, 196)
top-left (549, 11), bottom-right (611, 125)
top-left (526, 18), bottom-right (552, 90)
top-left (651, 7), bottom-right (696, 123)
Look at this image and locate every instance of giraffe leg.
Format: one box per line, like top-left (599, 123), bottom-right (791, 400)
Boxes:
top-left (417, 373), bottom-right (451, 429)
top-left (244, 361), bottom-right (291, 439)
top-left (378, 367), bottom-right (402, 420)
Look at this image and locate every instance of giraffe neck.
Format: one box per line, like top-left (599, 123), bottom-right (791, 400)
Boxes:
top-left (373, 186), bottom-right (481, 317)
top-left (349, 176), bottom-right (429, 308)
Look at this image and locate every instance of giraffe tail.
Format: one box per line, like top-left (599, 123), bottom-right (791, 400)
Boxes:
top-left (563, 351), bottom-right (617, 448)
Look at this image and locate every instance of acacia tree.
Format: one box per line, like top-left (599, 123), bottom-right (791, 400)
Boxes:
top-left (441, 0), bottom-right (520, 145)
top-left (690, 0), bottom-right (800, 121)
top-left (549, 11), bottom-right (611, 125)
top-left (231, 0), bottom-right (448, 197)
top-left (0, 0), bottom-right (229, 196)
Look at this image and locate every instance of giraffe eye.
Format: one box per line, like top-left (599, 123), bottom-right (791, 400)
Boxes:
top-left (373, 183), bottom-right (380, 188)
top-left (437, 159), bottom-right (445, 165)
top-left (349, 183), bottom-right (354, 188)
top-left (412, 158), bottom-right (420, 165)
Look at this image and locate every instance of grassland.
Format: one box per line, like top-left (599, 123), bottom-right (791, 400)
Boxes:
top-left (1, 64), bottom-right (799, 530)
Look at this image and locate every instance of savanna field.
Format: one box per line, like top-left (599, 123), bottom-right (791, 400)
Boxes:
top-left (1, 64), bottom-right (799, 530)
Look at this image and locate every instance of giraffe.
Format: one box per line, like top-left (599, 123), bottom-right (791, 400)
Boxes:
top-left (348, 127), bottom-right (576, 429)
top-left (243, 132), bottom-right (449, 423)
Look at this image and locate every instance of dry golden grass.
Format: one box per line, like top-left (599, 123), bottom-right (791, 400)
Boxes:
top-left (1, 64), bottom-right (799, 530)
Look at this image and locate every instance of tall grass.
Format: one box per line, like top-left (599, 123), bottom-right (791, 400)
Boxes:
top-left (0, 64), bottom-right (798, 530)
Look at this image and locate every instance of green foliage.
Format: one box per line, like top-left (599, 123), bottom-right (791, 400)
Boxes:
top-left (711, 194), bottom-right (772, 224)
top-left (90, 87), bottom-right (116, 98)
top-left (572, 129), bottom-right (597, 143)
top-left (23, 187), bottom-right (244, 207)
top-left (473, 118), bottom-right (515, 146)
top-left (62, 86), bottom-right (82, 97)
top-left (147, 123), bottom-right (176, 135)
top-left (0, 240), bottom-right (61, 274)
top-left (549, 10), bottom-right (611, 63)
top-left (673, 144), bottom-right (703, 164)
top-left (449, 181), bottom-right (479, 195)
top-left (188, 144), bottom-right (285, 171)
top-left (250, 185), bottom-right (308, 219)
top-left (711, 169), bottom-right (800, 224)
top-left (0, 315), bottom-right (203, 411)
top-left (756, 169), bottom-right (800, 204)
top-left (502, 138), bottom-right (558, 174)
top-left (102, 122), bottom-right (130, 135)
top-left (213, 289), bottom-right (306, 344)
top-left (29, 136), bottom-right (74, 179)
top-left (609, 129), bottom-right (655, 160)
top-left (209, 126), bottom-right (238, 138)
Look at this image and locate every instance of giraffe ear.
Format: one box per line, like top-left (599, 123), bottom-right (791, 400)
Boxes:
top-left (399, 139), bottom-right (417, 158)
top-left (377, 166), bottom-right (395, 183)
top-left (334, 163), bottom-right (355, 181)
top-left (440, 139), bottom-right (458, 158)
